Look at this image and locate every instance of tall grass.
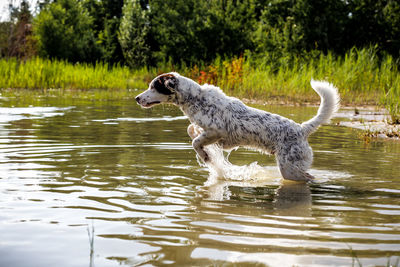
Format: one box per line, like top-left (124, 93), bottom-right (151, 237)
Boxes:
top-left (190, 48), bottom-right (400, 122)
top-left (0, 57), bottom-right (152, 90)
top-left (0, 48), bottom-right (399, 121)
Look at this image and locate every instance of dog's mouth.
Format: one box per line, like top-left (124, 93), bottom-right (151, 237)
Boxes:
top-left (142, 101), bottom-right (161, 108)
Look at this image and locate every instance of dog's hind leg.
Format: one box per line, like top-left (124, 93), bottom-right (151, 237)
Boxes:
top-left (192, 131), bottom-right (220, 162)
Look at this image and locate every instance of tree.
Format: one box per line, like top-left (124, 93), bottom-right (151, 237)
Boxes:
top-left (139, 0), bottom-right (196, 64)
top-left (199, 0), bottom-right (257, 61)
top-left (255, 0), bottom-right (348, 58)
top-left (383, 0), bottom-right (400, 58)
top-left (0, 0), bottom-right (35, 59)
top-left (27, 0), bottom-right (400, 66)
top-left (346, 0), bottom-right (400, 58)
top-left (0, 22), bottom-right (12, 57)
top-left (118, 0), bottom-right (150, 68)
top-left (33, 0), bottom-right (100, 63)
top-left (84, 0), bottom-right (125, 64)
top-left (119, 0), bottom-right (257, 65)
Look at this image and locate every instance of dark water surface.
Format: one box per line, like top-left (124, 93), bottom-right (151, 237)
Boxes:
top-left (0, 98), bottom-right (399, 267)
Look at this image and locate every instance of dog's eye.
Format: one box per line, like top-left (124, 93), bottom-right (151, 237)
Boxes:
top-left (153, 79), bottom-right (173, 95)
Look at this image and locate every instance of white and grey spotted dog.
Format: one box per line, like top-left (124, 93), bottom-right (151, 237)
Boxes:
top-left (136, 72), bottom-right (340, 181)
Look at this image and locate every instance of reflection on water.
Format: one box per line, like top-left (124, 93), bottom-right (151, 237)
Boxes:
top-left (0, 100), bottom-right (399, 267)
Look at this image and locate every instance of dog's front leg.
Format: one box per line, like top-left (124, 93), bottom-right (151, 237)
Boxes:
top-left (192, 131), bottom-right (220, 162)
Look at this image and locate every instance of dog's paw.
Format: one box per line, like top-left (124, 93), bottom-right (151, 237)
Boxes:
top-left (279, 165), bottom-right (315, 182)
top-left (305, 172), bottom-right (315, 181)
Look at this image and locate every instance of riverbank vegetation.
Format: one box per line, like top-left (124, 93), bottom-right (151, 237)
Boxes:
top-left (0, 0), bottom-right (399, 123)
top-left (1, 47), bottom-right (399, 123)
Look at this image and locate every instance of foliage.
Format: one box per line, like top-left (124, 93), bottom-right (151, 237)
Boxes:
top-left (33, 0), bottom-right (101, 63)
top-left (118, 0), bottom-right (151, 68)
top-left (1, 47), bottom-right (399, 122)
top-left (0, 22), bottom-right (12, 57)
top-left (84, 0), bottom-right (125, 64)
top-left (141, 0), bottom-right (256, 65)
top-left (117, 0), bottom-right (257, 65)
top-left (1, 0), bottom-right (400, 67)
top-left (347, 0), bottom-right (400, 59)
top-left (1, 0), bottom-right (400, 122)
top-left (0, 0), bottom-right (35, 58)
top-left (254, 0), bottom-right (349, 59)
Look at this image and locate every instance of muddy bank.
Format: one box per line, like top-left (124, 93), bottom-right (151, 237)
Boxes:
top-left (335, 107), bottom-right (400, 139)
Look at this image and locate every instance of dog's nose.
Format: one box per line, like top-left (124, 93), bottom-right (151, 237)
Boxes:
top-left (135, 96), bottom-right (140, 103)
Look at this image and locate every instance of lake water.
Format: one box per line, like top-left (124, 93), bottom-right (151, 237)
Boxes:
top-left (0, 98), bottom-right (399, 266)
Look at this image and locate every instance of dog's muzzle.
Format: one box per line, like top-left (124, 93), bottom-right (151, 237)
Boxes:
top-left (135, 95), bottom-right (161, 108)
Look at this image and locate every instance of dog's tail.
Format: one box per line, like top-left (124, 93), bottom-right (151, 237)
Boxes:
top-left (301, 80), bottom-right (340, 136)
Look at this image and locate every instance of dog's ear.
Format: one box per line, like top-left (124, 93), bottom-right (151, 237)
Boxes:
top-left (153, 74), bottom-right (177, 95)
top-left (164, 74), bottom-right (177, 91)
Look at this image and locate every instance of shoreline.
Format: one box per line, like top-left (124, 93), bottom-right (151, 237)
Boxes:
top-left (335, 107), bottom-right (400, 140)
top-left (242, 98), bottom-right (400, 140)
top-left (1, 87), bottom-right (399, 140)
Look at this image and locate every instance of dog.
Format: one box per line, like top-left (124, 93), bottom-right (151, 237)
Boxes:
top-left (135, 72), bottom-right (340, 181)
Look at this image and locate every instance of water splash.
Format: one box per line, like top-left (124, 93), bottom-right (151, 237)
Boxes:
top-left (199, 143), bottom-right (281, 185)
top-left (199, 143), bottom-right (352, 186)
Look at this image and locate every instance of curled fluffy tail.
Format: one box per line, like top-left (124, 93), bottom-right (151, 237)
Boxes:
top-left (301, 80), bottom-right (340, 136)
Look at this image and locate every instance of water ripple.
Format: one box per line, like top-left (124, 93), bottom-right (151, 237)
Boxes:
top-left (0, 103), bottom-right (399, 267)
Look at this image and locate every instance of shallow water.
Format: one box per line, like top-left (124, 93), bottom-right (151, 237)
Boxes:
top-left (0, 98), bottom-right (399, 267)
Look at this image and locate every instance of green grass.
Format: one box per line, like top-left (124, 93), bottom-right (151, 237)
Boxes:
top-left (0, 48), bottom-right (399, 122)
top-left (0, 57), bottom-right (152, 91)
top-left (185, 47), bottom-right (400, 123)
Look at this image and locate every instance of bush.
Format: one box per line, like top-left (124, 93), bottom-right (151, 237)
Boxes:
top-left (118, 0), bottom-right (150, 68)
top-left (33, 0), bottom-right (101, 63)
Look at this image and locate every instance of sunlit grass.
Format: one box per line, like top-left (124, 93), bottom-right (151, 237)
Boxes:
top-left (0, 57), bottom-right (152, 90)
top-left (189, 48), bottom-right (400, 122)
top-left (0, 47), bottom-right (399, 122)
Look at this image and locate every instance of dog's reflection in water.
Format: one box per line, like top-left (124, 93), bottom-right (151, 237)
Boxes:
top-left (273, 180), bottom-right (312, 216)
top-left (202, 165), bottom-right (312, 217)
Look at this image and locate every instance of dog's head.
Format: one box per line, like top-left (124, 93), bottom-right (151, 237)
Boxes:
top-left (135, 73), bottom-right (179, 108)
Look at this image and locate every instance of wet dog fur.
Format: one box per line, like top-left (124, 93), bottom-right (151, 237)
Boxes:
top-left (136, 72), bottom-right (340, 181)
